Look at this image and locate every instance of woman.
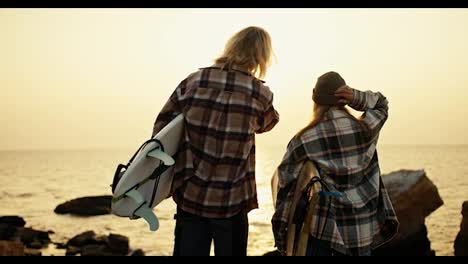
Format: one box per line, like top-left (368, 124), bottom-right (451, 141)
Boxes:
top-left (272, 71), bottom-right (398, 256)
top-left (152, 26), bottom-right (280, 256)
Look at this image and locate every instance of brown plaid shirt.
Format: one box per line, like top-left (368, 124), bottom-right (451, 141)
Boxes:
top-left (272, 89), bottom-right (399, 255)
top-left (152, 64), bottom-right (280, 218)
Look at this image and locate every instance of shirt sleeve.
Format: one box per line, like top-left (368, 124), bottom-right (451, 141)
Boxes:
top-left (151, 79), bottom-right (187, 137)
top-left (255, 88), bottom-right (280, 134)
top-left (348, 88), bottom-right (389, 140)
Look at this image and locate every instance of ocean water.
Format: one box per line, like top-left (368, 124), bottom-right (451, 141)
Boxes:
top-left (0, 145), bottom-right (467, 256)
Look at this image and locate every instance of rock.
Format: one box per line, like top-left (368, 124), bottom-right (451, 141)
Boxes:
top-left (65, 246), bottom-right (81, 256)
top-left (0, 241), bottom-right (24, 256)
top-left (65, 231), bottom-right (131, 256)
top-left (54, 242), bottom-right (67, 249)
top-left (129, 249), bottom-right (145, 256)
top-left (54, 196), bottom-right (112, 216)
top-left (454, 201), bottom-right (468, 256)
top-left (15, 227), bottom-right (51, 249)
top-left (0, 217), bottom-right (51, 249)
top-left (374, 170), bottom-right (444, 256)
top-left (0, 216), bottom-right (26, 227)
top-left (66, 231), bottom-right (98, 247)
top-left (0, 223), bottom-right (18, 240)
top-left (28, 240), bottom-right (43, 249)
top-left (373, 224), bottom-right (434, 256)
top-left (24, 248), bottom-right (42, 256)
top-left (107, 233), bottom-right (129, 255)
top-left (263, 249), bottom-right (282, 256)
top-left (81, 244), bottom-right (117, 256)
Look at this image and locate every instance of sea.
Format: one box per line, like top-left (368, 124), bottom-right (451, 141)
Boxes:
top-left (0, 144), bottom-right (467, 256)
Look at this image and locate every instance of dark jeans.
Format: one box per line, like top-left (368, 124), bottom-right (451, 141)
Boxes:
top-left (173, 207), bottom-right (249, 256)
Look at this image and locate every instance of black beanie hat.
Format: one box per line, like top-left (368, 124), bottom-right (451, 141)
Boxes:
top-left (312, 71), bottom-right (346, 106)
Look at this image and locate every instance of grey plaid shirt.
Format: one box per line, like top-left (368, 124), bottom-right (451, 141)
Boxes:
top-left (272, 88), bottom-right (399, 255)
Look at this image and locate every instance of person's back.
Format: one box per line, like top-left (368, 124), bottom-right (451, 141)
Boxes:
top-left (152, 26), bottom-right (279, 256)
top-left (272, 71), bottom-right (398, 256)
top-left (162, 65), bottom-right (278, 218)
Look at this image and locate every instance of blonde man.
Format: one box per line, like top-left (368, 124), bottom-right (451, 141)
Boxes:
top-left (152, 26), bottom-right (280, 256)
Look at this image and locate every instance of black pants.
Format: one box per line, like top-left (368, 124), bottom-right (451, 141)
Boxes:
top-left (173, 207), bottom-right (249, 256)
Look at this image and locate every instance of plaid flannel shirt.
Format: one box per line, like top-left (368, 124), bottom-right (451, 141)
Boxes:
top-left (272, 88), bottom-right (399, 255)
top-left (152, 64), bottom-right (279, 218)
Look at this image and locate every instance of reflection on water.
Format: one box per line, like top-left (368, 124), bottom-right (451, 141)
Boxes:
top-left (0, 145), bottom-right (467, 256)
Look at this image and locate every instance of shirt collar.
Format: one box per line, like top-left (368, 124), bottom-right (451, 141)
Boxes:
top-left (200, 63), bottom-right (265, 83)
top-left (322, 107), bottom-right (350, 121)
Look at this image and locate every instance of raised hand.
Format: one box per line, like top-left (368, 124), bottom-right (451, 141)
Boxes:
top-left (334, 85), bottom-right (354, 105)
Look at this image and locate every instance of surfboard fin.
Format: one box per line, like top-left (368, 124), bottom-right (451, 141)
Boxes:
top-left (125, 189), bottom-right (160, 231)
top-left (134, 206), bottom-right (159, 232)
top-left (147, 148), bottom-right (175, 166)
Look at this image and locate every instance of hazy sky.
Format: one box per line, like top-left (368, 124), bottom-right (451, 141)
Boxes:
top-left (1, 8), bottom-right (468, 150)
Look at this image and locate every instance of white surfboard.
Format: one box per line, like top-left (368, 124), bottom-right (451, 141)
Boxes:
top-left (111, 114), bottom-right (184, 231)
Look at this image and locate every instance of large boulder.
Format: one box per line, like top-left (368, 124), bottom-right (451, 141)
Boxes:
top-left (54, 196), bottom-right (112, 216)
top-left (454, 201), bottom-right (468, 256)
top-left (373, 170), bottom-right (443, 256)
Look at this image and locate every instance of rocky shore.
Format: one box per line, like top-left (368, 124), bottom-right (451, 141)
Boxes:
top-left (1, 169), bottom-right (466, 256)
top-left (0, 216), bottom-right (144, 256)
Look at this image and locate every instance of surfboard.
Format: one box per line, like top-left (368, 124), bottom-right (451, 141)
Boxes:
top-left (271, 160), bottom-right (321, 256)
top-left (111, 114), bottom-right (184, 231)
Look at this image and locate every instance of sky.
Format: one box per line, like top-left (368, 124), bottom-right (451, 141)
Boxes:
top-left (1, 8), bottom-right (468, 150)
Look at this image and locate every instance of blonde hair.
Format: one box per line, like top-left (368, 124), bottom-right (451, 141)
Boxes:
top-left (215, 26), bottom-right (273, 79)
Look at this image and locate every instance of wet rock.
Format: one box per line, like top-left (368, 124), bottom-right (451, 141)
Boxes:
top-left (66, 231), bottom-right (98, 247)
top-left (0, 241), bottom-right (24, 256)
top-left (28, 241), bottom-right (43, 249)
top-left (454, 201), bottom-right (468, 256)
top-left (0, 223), bottom-right (18, 240)
top-left (15, 227), bottom-right (51, 249)
top-left (0, 215), bottom-right (51, 250)
top-left (108, 233), bottom-right (129, 255)
top-left (65, 231), bottom-right (131, 256)
top-left (0, 216), bottom-right (26, 227)
top-left (54, 196), bottom-right (112, 216)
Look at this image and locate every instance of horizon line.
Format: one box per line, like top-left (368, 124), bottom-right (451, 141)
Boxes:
top-left (1, 143), bottom-right (468, 152)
